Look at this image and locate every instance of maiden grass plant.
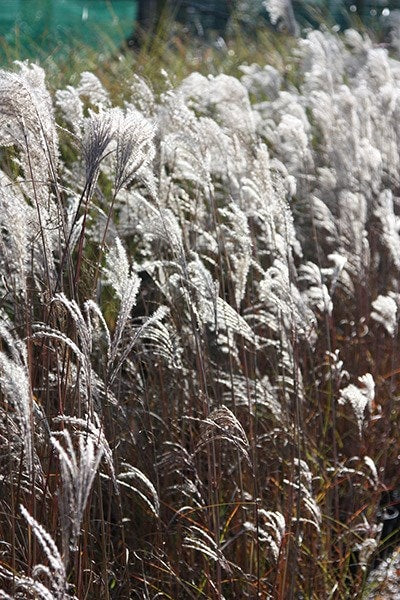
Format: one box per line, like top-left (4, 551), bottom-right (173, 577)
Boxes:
top-left (0, 26), bottom-right (400, 599)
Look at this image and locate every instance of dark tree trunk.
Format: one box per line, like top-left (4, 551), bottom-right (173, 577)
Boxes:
top-left (127, 0), bottom-right (168, 48)
top-left (355, 0), bottom-right (365, 18)
top-left (136, 0), bottom-right (159, 33)
top-left (127, 0), bottom-right (235, 48)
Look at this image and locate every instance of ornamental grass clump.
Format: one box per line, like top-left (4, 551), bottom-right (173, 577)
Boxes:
top-left (1, 28), bottom-right (400, 599)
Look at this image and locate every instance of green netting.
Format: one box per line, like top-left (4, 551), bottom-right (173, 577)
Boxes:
top-left (0, 0), bottom-right (138, 58)
top-left (0, 0), bottom-right (397, 62)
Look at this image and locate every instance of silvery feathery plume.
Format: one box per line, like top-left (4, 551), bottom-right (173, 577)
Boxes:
top-left (158, 92), bottom-right (214, 195)
top-left (50, 415), bottom-right (115, 560)
top-left (215, 296), bottom-right (256, 347)
top-left (356, 137), bottom-right (382, 197)
top-left (82, 109), bottom-right (115, 191)
top-left (263, 0), bottom-right (299, 36)
top-left (218, 202), bottom-right (252, 308)
top-left (181, 256), bottom-right (217, 328)
top-left (137, 314), bottom-right (183, 369)
top-left (324, 253), bottom-right (348, 296)
top-left (53, 413), bottom-right (116, 482)
top-left (158, 442), bottom-right (205, 508)
top-left (363, 455), bottom-right (379, 488)
top-left (31, 322), bottom-right (92, 398)
top-left (243, 510), bottom-right (286, 561)
top-left (103, 237), bottom-right (141, 372)
top-left (206, 73), bottom-right (256, 140)
top-left (298, 261), bottom-right (333, 315)
top-left (183, 525), bottom-right (233, 575)
top-left (77, 71), bottom-right (110, 108)
top-left (339, 374), bottom-right (375, 435)
top-left (0, 170), bottom-right (33, 297)
top-left (55, 85), bottom-right (84, 134)
top-left (239, 64), bottom-right (282, 101)
top-left (160, 128), bottom-right (211, 195)
top-left (186, 257), bottom-right (255, 348)
top-left (0, 505), bottom-right (75, 600)
top-left (65, 192), bottom-right (85, 252)
top-left (0, 323), bottom-right (35, 478)
top-left (265, 90), bottom-right (310, 135)
top-left (103, 237), bottom-right (168, 384)
top-left (83, 100), bottom-right (153, 198)
top-left (145, 205), bottom-right (185, 259)
top-left (361, 47), bottom-right (393, 92)
top-left (197, 116), bottom-right (235, 180)
top-left (323, 350), bottom-right (349, 388)
top-left (284, 459), bottom-right (321, 532)
top-left (299, 30), bottom-right (345, 93)
top-left (12, 61), bottom-right (58, 164)
top-left (259, 259), bottom-right (316, 340)
top-left (46, 293), bottom-right (112, 409)
top-left (304, 195), bottom-right (338, 254)
top-left (194, 405), bottom-right (251, 465)
top-left (275, 113), bottom-right (313, 175)
top-left (333, 84), bottom-right (381, 197)
top-left (159, 108), bottom-right (231, 206)
top-left (303, 96), bottom-right (353, 213)
top-left (32, 292), bottom-right (99, 412)
top-left (56, 71), bottom-right (110, 134)
top-left (373, 190), bottom-right (400, 272)
top-left (103, 237), bottom-right (140, 303)
top-left (109, 187), bottom-right (149, 240)
top-left (112, 107), bottom-right (156, 195)
top-left (331, 456), bottom-right (378, 489)
top-left (0, 63), bottom-right (58, 208)
top-left (215, 372), bottom-right (283, 422)
top-left (178, 72), bottom-right (256, 140)
top-left (371, 293), bottom-right (399, 337)
top-left (337, 191), bottom-right (369, 279)
top-left (118, 462), bottom-right (159, 518)
top-left (128, 74), bottom-right (155, 117)
top-left (0, 66), bottom-right (59, 286)
top-left (241, 145), bottom-right (301, 261)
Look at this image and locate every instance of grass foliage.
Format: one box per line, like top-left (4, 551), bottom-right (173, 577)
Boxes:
top-left (0, 26), bottom-right (400, 599)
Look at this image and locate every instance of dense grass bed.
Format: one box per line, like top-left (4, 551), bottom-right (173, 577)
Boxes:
top-left (0, 24), bottom-right (399, 599)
